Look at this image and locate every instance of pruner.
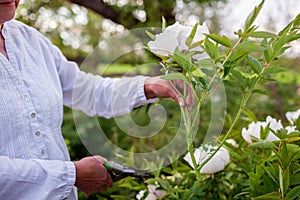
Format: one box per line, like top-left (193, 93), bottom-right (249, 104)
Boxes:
top-left (103, 161), bottom-right (153, 182)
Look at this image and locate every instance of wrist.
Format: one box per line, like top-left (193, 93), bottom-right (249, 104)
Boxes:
top-left (144, 78), bottom-right (156, 99)
top-left (73, 161), bottom-right (80, 187)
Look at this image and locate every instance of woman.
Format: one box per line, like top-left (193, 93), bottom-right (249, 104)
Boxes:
top-left (0, 0), bottom-right (192, 199)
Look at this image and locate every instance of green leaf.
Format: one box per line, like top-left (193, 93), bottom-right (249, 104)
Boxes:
top-left (286, 185), bottom-right (300, 200)
top-left (162, 16), bottom-right (167, 31)
top-left (236, 41), bottom-right (265, 52)
top-left (186, 23), bottom-right (198, 47)
top-left (228, 41), bottom-right (264, 63)
top-left (260, 124), bottom-right (270, 140)
top-left (252, 192), bottom-right (281, 200)
top-left (249, 141), bottom-right (277, 149)
top-left (249, 31), bottom-right (276, 38)
top-left (161, 73), bottom-right (188, 82)
top-left (146, 30), bottom-right (156, 40)
top-left (195, 59), bottom-right (214, 67)
top-left (246, 55), bottom-right (262, 74)
top-left (283, 167), bottom-right (290, 195)
top-left (295, 117), bottom-right (300, 131)
top-left (198, 77), bottom-right (207, 88)
top-left (203, 38), bottom-right (219, 61)
top-left (173, 47), bottom-right (194, 71)
top-left (230, 69), bottom-right (246, 86)
top-left (290, 172), bottom-right (300, 186)
top-left (279, 166), bottom-right (290, 197)
top-left (243, 108), bottom-right (257, 121)
top-left (263, 66), bottom-right (287, 76)
top-left (244, 0), bottom-right (265, 31)
top-left (189, 40), bottom-right (204, 50)
top-left (206, 33), bottom-right (232, 48)
top-left (280, 141), bottom-right (290, 168)
top-left (252, 89), bottom-right (268, 95)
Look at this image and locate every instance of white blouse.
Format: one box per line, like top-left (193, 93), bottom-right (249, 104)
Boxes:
top-left (0, 19), bottom-right (154, 200)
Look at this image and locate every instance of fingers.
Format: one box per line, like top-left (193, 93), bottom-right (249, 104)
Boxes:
top-left (93, 155), bottom-right (108, 164)
top-left (172, 79), bottom-right (194, 110)
top-left (144, 76), bottom-right (195, 110)
top-left (74, 156), bottom-right (113, 196)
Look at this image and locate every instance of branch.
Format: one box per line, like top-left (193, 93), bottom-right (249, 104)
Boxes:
top-left (68, 0), bottom-right (122, 25)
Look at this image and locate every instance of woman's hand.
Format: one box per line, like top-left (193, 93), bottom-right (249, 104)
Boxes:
top-left (74, 156), bottom-right (113, 196)
top-left (144, 76), bottom-right (194, 110)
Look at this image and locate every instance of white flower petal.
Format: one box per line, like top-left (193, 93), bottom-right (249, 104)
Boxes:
top-left (184, 145), bottom-right (230, 174)
top-left (266, 116), bottom-right (283, 131)
top-left (285, 126), bottom-right (297, 133)
top-left (226, 139), bottom-right (238, 148)
top-left (200, 147), bottom-right (230, 174)
top-left (242, 121), bottom-right (266, 143)
top-left (145, 193), bottom-right (158, 200)
top-left (147, 21), bottom-right (209, 57)
top-left (286, 109), bottom-right (300, 125)
top-left (136, 190), bottom-right (146, 200)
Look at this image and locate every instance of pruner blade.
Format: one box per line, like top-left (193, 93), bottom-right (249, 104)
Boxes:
top-left (104, 161), bottom-right (153, 182)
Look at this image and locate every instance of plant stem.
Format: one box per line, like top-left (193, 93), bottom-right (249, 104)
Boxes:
top-left (198, 61), bottom-right (271, 171)
top-left (181, 106), bottom-right (201, 179)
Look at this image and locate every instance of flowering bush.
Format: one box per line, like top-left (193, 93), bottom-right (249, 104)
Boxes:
top-left (241, 116), bottom-right (296, 143)
top-left (94, 1), bottom-right (300, 200)
top-left (137, 0), bottom-right (300, 199)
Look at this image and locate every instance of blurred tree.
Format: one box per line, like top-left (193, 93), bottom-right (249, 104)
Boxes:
top-left (68, 0), bottom-right (225, 28)
top-left (16, 0), bottom-right (225, 62)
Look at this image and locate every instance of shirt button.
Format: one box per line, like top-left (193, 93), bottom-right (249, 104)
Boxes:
top-left (24, 95), bottom-right (30, 101)
top-left (41, 150), bottom-right (46, 155)
top-left (35, 131), bottom-right (41, 136)
top-left (31, 113), bottom-right (36, 118)
top-left (15, 78), bottom-right (22, 85)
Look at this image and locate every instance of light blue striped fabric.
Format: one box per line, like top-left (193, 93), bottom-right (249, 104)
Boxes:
top-left (0, 19), bottom-right (154, 200)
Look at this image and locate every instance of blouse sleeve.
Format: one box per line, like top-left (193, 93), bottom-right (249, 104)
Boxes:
top-left (50, 44), bottom-right (157, 118)
top-left (0, 156), bottom-right (76, 199)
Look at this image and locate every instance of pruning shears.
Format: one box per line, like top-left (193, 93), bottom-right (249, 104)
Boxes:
top-left (104, 161), bottom-right (153, 182)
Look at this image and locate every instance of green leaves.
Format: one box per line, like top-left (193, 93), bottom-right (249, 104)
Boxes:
top-left (249, 31), bottom-right (276, 38)
top-left (173, 47), bottom-right (194, 71)
top-left (185, 23), bottom-right (199, 47)
top-left (263, 65), bottom-right (287, 76)
top-left (203, 38), bottom-right (219, 61)
top-left (206, 33), bottom-right (232, 48)
top-left (244, 0), bottom-right (265, 31)
top-left (286, 185), bottom-right (300, 200)
top-left (161, 73), bottom-right (188, 82)
top-left (246, 55), bottom-right (262, 74)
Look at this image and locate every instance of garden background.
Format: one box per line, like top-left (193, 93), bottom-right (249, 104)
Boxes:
top-left (16, 0), bottom-right (300, 199)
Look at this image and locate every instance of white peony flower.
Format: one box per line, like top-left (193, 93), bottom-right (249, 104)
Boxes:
top-left (136, 190), bottom-right (146, 200)
top-left (147, 21), bottom-right (209, 57)
top-left (285, 126), bottom-right (297, 133)
top-left (183, 144), bottom-right (230, 174)
top-left (226, 139), bottom-right (238, 148)
top-left (242, 116), bottom-right (282, 143)
top-left (286, 109), bottom-right (300, 125)
top-left (136, 184), bottom-right (165, 200)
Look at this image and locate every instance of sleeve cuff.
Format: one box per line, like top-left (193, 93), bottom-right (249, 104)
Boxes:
top-left (62, 161), bottom-right (76, 199)
top-left (134, 76), bottom-right (158, 108)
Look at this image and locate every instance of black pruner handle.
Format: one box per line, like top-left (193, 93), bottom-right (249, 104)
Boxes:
top-left (103, 161), bottom-right (153, 182)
